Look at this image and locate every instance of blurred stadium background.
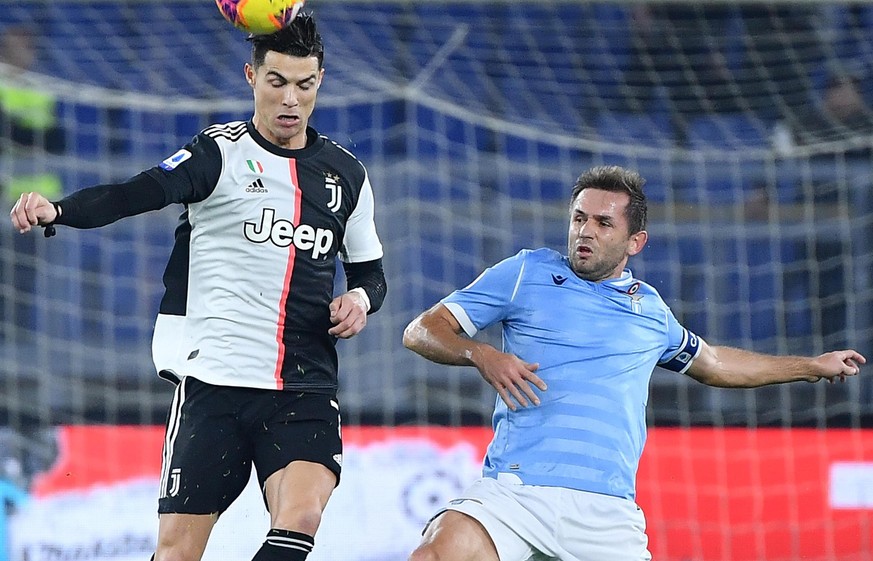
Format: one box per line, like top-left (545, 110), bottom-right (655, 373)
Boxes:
top-left (0, 1), bottom-right (871, 560)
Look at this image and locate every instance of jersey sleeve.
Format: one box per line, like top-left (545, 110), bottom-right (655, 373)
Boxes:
top-left (339, 167), bottom-right (383, 263)
top-left (52, 172), bottom-right (167, 229)
top-left (442, 250), bottom-right (528, 337)
top-left (657, 308), bottom-right (703, 374)
top-left (143, 132), bottom-right (222, 204)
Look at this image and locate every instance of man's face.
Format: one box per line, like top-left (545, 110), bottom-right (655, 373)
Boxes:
top-left (0, 29), bottom-right (36, 71)
top-left (567, 188), bottom-right (645, 281)
top-left (824, 78), bottom-right (865, 122)
top-left (246, 51), bottom-right (323, 149)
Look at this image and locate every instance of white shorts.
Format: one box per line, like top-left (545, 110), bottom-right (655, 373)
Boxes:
top-left (436, 477), bottom-right (651, 561)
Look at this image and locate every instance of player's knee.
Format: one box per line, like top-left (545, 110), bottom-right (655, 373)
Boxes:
top-left (153, 546), bottom-right (203, 561)
top-left (408, 544), bottom-right (440, 561)
top-left (272, 505), bottom-right (324, 536)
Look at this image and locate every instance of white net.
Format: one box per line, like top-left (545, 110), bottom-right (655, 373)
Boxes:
top-left (1, 1), bottom-right (872, 558)
top-left (1, 0), bottom-right (871, 427)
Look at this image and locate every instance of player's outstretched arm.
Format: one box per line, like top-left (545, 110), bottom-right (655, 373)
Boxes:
top-left (10, 192), bottom-right (58, 233)
top-left (10, 173), bottom-right (171, 236)
top-left (403, 304), bottom-right (546, 410)
top-left (685, 338), bottom-right (866, 388)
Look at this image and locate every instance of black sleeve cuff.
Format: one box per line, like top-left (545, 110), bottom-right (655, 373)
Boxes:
top-left (343, 258), bottom-right (387, 314)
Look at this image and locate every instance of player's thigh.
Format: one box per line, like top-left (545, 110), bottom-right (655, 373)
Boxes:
top-left (439, 478), bottom-right (558, 561)
top-left (410, 510), bottom-right (500, 561)
top-left (251, 392), bottom-right (343, 496)
top-left (158, 377), bottom-right (253, 515)
top-left (560, 490), bottom-right (651, 561)
top-left (154, 512), bottom-right (217, 561)
top-left (263, 460), bottom-right (337, 531)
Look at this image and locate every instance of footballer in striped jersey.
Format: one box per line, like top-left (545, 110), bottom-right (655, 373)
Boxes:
top-left (10, 13), bottom-right (382, 561)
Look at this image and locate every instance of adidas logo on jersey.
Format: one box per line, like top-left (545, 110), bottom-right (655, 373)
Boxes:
top-left (245, 178), bottom-right (268, 193)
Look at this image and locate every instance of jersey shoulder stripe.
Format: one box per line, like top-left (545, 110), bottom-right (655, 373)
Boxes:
top-left (203, 121), bottom-right (248, 142)
top-left (319, 136), bottom-right (367, 188)
top-left (324, 135), bottom-right (364, 165)
top-left (323, 136), bottom-right (367, 172)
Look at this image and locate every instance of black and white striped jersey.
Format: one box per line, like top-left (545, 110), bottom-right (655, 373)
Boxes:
top-left (145, 121), bottom-right (383, 393)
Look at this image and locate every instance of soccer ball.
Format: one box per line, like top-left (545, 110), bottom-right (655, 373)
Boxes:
top-left (216, 0), bottom-right (306, 35)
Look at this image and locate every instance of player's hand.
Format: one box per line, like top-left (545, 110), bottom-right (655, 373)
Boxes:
top-left (328, 291), bottom-right (368, 339)
top-left (811, 349), bottom-right (866, 384)
top-left (473, 346), bottom-right (547, 411)
top-left (10, 192), bottom-right (58, 234)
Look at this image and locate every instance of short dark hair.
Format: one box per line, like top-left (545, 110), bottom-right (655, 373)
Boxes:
top-left (247, 13), bottom-right (324, 69)
top-left (570, 165), bottom-right (647, 234)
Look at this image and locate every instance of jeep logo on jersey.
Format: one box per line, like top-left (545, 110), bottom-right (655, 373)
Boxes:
top-left (243, 208), bottom-right (334, 259)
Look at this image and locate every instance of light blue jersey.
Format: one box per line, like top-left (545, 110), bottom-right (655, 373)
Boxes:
top-left (442, 248), bottom-right (701, 500)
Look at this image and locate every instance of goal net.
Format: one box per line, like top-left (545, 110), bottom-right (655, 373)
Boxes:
top-left (1, 1), bottom-right (871, 560)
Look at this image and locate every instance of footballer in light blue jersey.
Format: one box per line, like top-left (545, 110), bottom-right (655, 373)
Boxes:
top-left (403, 165), bottom-right (863, 561)
top-left (442, 247), bottom-right (699, 500)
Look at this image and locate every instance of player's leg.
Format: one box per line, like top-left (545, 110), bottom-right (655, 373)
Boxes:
top-left (249, 393), bottom-right (344, 561)
top-left (153, 513), bottom-right (217, 561)
top-left (408, 510), bottom-right (500, 561)
top-left (250, 460), bottom-right (336, 560)
top-left (153, 378), bottom-right (254, 561)
top-left (410, 477), bottom-right (550, 561)
top-left (560, 489), bottom-right (652, 561)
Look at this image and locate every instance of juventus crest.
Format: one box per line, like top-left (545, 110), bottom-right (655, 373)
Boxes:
top-left (324, 173), bottom-right (342, 212)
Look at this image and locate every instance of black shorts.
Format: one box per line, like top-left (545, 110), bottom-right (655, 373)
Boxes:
top-left (157, 376), bottom-right (342, 515)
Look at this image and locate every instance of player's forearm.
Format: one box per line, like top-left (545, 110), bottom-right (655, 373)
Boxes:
top-left (402, 311), bottom-right (487, 368)
top-left (701, 346), bottom-right (820, 387)
top-left (343, 258), bottom-right (386, 314)
top-left (54, 172), bottom-right (168, 229)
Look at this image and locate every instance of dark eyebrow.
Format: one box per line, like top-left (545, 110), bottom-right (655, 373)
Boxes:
top-left (265, 70), bottom-right (287, 82)
top-left (265, 71), bottom-right (317, 86)
top-left (574, 209), bottom-right (614, 222)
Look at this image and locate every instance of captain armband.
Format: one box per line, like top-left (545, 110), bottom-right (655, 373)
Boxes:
top-left (658, 329), bottom-right (702, 374)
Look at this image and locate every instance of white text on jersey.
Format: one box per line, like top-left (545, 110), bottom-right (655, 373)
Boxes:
top-left (243, 208), bottom-right (334, 259)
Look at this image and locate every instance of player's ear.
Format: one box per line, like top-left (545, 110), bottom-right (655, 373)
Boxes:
top-left (244, 63), bottom-right (256, 87)
top-left (316, 67), bottom-right (325, 89)
top-left (627, 230), bottom-right (647, 257)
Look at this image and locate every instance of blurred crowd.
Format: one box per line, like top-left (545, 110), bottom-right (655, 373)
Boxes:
top-left (619, 4), bottom-right (873, 147)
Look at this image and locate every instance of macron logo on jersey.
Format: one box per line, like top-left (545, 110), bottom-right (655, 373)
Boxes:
top-left (159, 149), bottom-right (192, 171)
top-left (244, 208), bottom-right (334, 259)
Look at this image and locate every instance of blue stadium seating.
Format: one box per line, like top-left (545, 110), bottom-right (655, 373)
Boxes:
top-left (581, 5), bottom-right (634, 109)
top-left (594, 112), bottom-right (676, 148)
top-left (678, 159), bottom-right (765, 204)
top-left (708, 236), bottom-right (810, 349)
top-left (672, 237), bottom-right (708, 332)
top-left (686, 113), bottom-right (770, 150)
top-left (409, 163), bottom-right (474, 202)
top-left (0, 1), bottom-right (855, 352)
top-left (400, 227), bottom-right (482, 310)
top-left (634, 237), bottom-right (680, 300)
top-left (500, 172), bottom-right (567, 201)
top-left (64, 103), bottom-right (103, 156)
top-left (413, 106), bottom-right (493, 159)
